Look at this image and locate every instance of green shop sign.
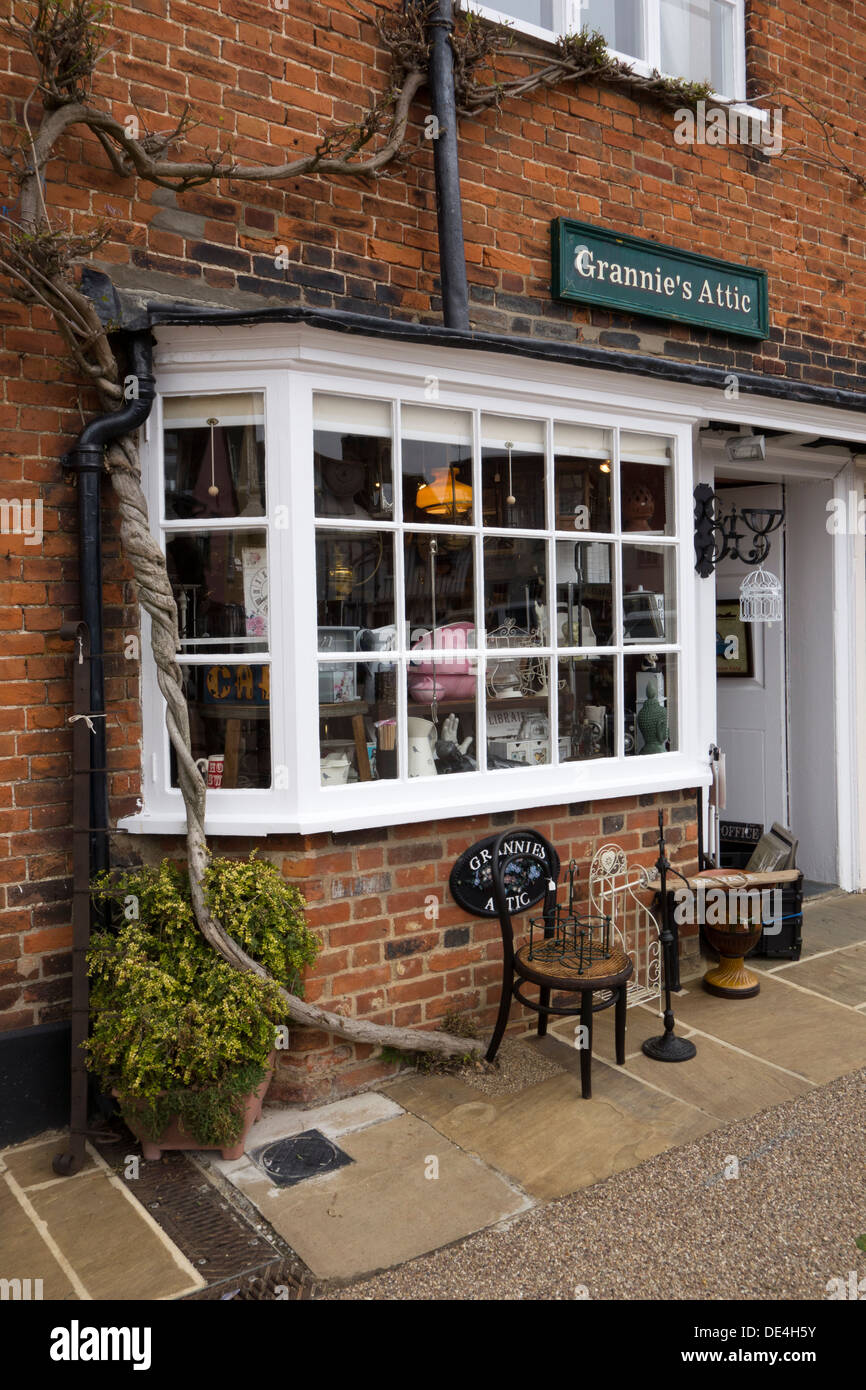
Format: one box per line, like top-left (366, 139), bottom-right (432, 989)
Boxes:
top-left (551, 218), bottom-right (768, 339)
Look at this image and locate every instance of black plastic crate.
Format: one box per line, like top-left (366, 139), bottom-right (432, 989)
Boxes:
top-left (751, 875), bottom-right (803, 959)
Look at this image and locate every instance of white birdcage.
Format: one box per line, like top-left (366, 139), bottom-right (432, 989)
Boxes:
top-left (739, 567), bottom-right (783, 623)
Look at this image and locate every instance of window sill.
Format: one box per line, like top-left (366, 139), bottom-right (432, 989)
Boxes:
top-left (118, 756), bottom-right (711, 837)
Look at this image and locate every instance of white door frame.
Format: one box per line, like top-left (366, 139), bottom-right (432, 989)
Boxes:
top-left (698, 432), bottom-right (864, 891)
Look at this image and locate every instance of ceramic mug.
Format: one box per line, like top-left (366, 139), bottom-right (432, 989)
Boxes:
top-left (196, 754), bottom-right (224, 789)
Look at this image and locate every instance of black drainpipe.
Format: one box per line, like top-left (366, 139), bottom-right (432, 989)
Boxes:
top-left (53, 329), bottom-right (155, 1175)
top-left (62, 330), bottom-right (156, 876)
top-left (427, 0), bottom-right (470, 329)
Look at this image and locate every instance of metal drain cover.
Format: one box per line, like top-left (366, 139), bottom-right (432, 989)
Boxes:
top-left (252, 1129), bottom-right (353, 1188)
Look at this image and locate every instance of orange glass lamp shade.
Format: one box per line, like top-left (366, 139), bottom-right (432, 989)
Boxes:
top-left (416, 466), bottom-right (472, 519)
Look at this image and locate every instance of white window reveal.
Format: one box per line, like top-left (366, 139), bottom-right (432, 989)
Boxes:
top-left (467, 0), bottom-right (745, 101)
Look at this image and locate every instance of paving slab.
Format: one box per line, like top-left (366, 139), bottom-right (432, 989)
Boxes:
top-left (1, 1135), bottom-right (97, 1190)
top-left (548, 999), bottom-right (693, 1062)
top-left (389, 1068), bottom-right (705, 1200)
top-left (766, 943), bottom-right (866, 1008)
top-left (219, 1110), bottom-right (529, 1281)
top-left (27, 1164), bottom-right (203, 1300)
top-left (619, 1032), bottom-right (813, 1121)
top-left (0, 1177), bottom-right (80, 1300)
top-left (672, 973), bottom-right (866, 1084)
top-left (797, 894), bottom-right (866, 956)
top-left (533, 1034), bottom-right (718, 1137)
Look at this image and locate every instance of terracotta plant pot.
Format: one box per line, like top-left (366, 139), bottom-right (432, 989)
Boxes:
top-left (702, 922), bottom-right (763, 999)
top-left (117, 1053), bottom-right (275, 1161)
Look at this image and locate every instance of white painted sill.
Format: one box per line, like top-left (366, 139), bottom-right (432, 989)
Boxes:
top-left (118, 757), bottom-right (712, 837)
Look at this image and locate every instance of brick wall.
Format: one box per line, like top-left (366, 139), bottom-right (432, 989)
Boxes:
top-left (0, 0), bottom-right (860, 1049)
top-left (136, 789), bottom-right (700, 1103)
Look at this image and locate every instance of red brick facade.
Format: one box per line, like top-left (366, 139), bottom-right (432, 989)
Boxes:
top-left (138, 790), bottom-right (699, 1102)
top-left (1, 2), bottom-right (863, 1094)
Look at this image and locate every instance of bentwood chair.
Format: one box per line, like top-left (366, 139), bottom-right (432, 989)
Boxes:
top-left (486, 829), bottom-right (633, 1099)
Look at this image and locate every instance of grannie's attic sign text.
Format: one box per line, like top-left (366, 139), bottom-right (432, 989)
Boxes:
top-left (552, 219), bottom-right (768, 339)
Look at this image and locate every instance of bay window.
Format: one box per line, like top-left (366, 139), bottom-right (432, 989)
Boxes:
top-left (129, 333), bottom-right (702, 835)
top-left (469, 0), bottom-right (745, 100)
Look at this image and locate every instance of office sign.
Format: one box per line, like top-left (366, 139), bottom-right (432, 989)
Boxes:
top-left (552, 218), bottom-right (768, 339)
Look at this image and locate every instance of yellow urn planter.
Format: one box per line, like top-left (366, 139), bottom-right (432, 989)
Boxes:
top-left (702, 922), bottom-right (763, 999)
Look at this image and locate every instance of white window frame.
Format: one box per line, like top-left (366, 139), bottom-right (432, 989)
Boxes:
top-left (123, 323), bottom-right (717, 837)
top-left (464, 0), bottom-right (747, 104)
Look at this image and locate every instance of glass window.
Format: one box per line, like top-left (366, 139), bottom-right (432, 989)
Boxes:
top-left (163, 394), bottom-right (271, 793)
top-left (621, 431), bottom-right (674, 536)
top-left (172, 663), bottom-right (271, 789)
top-left (485, 0), bottom-right (554, 27)
top-left (624, 653), bottom-right (678, 756)
top-left (166, 529), bottom-right (268, 655)
top-left (554, 424), bottom-right (612, 533)
top-left (558, 656), bottom-right (616, 761)
top-left (482, 415), bottom-right (546, 531)
top-left (556, 540), bottom-right (614, 647)
top-left (402, 405), bottom-right (473, 527)
top-left (472, 1), bottom-right (742, 98)
top-left (314, 394), bottom-right (392, 520)
top-left (153, 384), bottom-right (687, 817)
top-left (163, 394), bottom-right (265, 521)
top-left (660, 0), bottom-right (734, 94)
top-left (584, 0), bottom-right (646, 60)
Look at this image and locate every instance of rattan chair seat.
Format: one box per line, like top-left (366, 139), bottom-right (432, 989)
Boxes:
top-left (514, 942), bottom-right (633, 992)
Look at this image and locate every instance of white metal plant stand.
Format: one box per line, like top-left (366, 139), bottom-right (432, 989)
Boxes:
top-left (589, 843), bottom-right (662, 1012)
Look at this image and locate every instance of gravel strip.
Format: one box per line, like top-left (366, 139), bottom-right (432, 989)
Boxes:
top-left (454, 1035), bottom-right (565, 1097)
top-left (323, 1067), bottom-right (866, 1301)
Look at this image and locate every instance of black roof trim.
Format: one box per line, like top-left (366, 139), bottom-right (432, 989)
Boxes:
top-left (146, 301), bottom-right (866, 414)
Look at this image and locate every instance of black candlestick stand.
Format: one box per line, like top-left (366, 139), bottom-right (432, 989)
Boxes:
top-left (642, 811), bottom-right (697, 1063)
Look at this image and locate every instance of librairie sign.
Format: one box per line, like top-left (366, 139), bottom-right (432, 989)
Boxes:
top-left (551, 218), bottom-right (769, 339)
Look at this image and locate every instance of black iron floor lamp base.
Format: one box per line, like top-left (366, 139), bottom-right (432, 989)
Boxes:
top-left (641, 811), bottom-right (697, 1065)
top-left (642, 1030), bottom-right (697, 1063)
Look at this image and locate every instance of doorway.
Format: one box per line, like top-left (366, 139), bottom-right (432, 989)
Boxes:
top-left (712, 473), bottom-right (839, 890)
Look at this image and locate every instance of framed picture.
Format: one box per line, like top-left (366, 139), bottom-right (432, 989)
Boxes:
top-left (716, 601), bottom-right (755, 677)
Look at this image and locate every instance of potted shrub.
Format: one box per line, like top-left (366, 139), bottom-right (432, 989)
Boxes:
top-left (86, 854), bottom-right (319, 1160)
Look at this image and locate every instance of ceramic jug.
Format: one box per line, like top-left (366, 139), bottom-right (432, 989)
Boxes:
top-left (407, 717), bottom-right (437, 778)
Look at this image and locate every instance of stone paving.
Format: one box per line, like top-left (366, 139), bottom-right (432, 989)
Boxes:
top-left (2, 890), bottom-right (864, 1298)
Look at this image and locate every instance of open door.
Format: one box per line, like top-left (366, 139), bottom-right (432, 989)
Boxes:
top-left (714, 483), bottom-right (788, 837)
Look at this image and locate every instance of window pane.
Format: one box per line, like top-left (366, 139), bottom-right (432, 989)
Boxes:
top-left (622, 544), bottom-right (676, 644)
top-left (660, 0), bottom-right (734, 93)
top-left (314, 394), bottom-right (392, 520)
top-left (621, 432), bottom-right (674, 536)
top-left (558, 656), bottom-right (616, 761)
top-left (484, 536), bottom-right (547, 646)
top-left (320, 662), bottom-right (397, 783)
top-left (404, 533), bottom-right (474, 634)
top-left (173, 663), bottom-right (270, 788)
top-left (624, 654), bottom-right (678, 756)
top-left (556, 540), bottom-right (613, 647)
top-left (482, 415), bottom-right (546, 530)
top-left (554, 423), bottom-right (612, 532)
top-left (585, 0), bottom-right (646, 59)
top-left (407, 685), bottom-right (478, 778)
top-left (402, 405), bottom-right (473, 527)
top-left (163, 394), bottom-right (265, 521)
top-left (487, 0), bottom-right (554, 28)
top-left (316, 529), bottom-right (395, 631)
top-left (486, 667), bottom-right (551, 768)
top-left (166, 529), bottom-right (268, 654)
